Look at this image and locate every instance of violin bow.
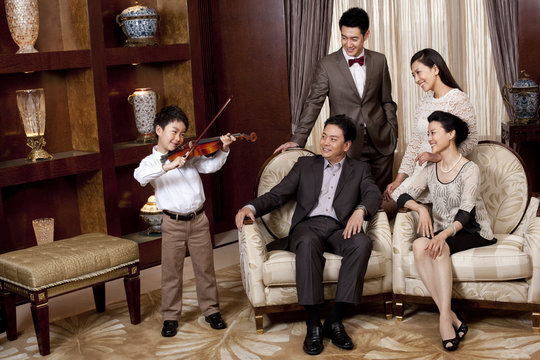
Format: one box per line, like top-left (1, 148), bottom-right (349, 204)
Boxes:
top-left (181, 97), bottom-right (232, 159)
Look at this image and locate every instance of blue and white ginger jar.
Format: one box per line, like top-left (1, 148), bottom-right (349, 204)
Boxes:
top-left (116, 1), bottom-right (159, 46)
top-left (502, 70), bottom-right (539, 123)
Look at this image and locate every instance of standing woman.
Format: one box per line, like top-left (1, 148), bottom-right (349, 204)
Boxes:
top-left (384, 48), bottom-right (478, 202)
top-left (397, 111), bottom-right (496, 351)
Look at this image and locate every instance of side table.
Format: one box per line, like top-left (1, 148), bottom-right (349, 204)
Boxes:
top-left (501, 122), bottom-right (540, 195)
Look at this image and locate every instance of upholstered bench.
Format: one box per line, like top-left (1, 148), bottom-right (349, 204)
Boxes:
top-left (0, 233), bottom-right (140, 356)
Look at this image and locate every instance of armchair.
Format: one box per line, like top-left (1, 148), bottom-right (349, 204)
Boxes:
top-left (393, 141), bottom-right (540, 332)
top-left (238, 149), bottom-right (393, 333)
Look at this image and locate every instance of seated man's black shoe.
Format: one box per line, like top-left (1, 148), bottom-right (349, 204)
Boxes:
top-left (303, 325), bottom-right (324, 355)
top-left (205, 312), bottom-right (227, 329)
top-left (161, 320), bottom-right (178, 337)
top-left (323, 321), bottom-right (354, 350)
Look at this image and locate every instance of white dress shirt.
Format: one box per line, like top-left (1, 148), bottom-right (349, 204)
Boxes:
top-left (134, 146), bottom-right (229, 214)
top-left (307, 157), bottom-right (345, 220)
top-left (342, 48), bottom-right (366, 99)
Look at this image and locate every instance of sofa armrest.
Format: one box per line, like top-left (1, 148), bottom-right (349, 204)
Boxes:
top-left (365, 209), bottom-right (392, 291)
top-left (366, 210), bottom-right (392, 258)
top-left (392, 209), bottom-right (421, 294)
top-left (526, 216), bottom-right (540, 303)
top-left (238, 218), bottom-right (272, 307)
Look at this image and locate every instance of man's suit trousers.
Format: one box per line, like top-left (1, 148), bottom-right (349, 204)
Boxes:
top-left (289, 216), bottom-right (373, 305)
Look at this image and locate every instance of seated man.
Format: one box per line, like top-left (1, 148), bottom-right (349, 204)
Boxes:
top-left (235, 114), bottom-right (382, 356)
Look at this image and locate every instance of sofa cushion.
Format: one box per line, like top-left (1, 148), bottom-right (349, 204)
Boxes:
top-left (469, 143), bottom-right (529, 235)
top-left (403, 234), bottom-right (531, 282)
top-left (257, 149), bottom-right (315, 240)
top-left (262, 250), bottom-right (387, 287)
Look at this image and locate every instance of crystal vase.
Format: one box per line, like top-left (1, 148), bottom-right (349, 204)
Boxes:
top-left (16, 88), bottom-right (53, 162)
top-left (5, 0), bottom-right (39, 54)
top-left (32, 218), bottom-right (54, 245)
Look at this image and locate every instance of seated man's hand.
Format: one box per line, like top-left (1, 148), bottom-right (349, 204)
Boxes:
top-left (343, 208), bottom-right (365, 239)
top-left (273, 141), bottom-right (300, 154)
top-left (235, 206), bottom-right (255, 231)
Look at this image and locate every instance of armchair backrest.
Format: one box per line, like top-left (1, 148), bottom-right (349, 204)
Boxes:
top-left (255, 149), bottom-right (315, 239)
top-left (468, 141), bottom-right (529, 234)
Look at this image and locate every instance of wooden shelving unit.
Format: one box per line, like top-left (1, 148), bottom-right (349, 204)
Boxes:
top-left (0, 0), bottom-right (206, 268)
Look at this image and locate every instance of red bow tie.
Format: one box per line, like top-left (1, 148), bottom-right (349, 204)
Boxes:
top-left (348, 56), bottom-right (364, 67)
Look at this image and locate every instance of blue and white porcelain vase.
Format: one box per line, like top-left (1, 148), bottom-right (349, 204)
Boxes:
top-left (128, 88), bottom-right (158, 143)
top-left (116, 1), bottom-right (159, 46)
top-left (502, 70), bottom-right (540, 124)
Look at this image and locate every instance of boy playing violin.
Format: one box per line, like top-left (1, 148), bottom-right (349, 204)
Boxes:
top-left (134, 105), bottom-right (236, 337)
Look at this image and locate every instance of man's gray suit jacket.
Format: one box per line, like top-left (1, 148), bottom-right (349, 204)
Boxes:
top-left (291, 48), bottom-right (398, 159)
top-left (249, 155), bottom-right (382, 251)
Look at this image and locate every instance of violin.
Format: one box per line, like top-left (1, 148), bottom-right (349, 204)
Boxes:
top-left (160, 132), bottom-right (257, 164)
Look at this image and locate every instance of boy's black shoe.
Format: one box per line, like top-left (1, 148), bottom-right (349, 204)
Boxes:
top-left (161, 320), bottom-right (178, 337)
top-left (205, 312), bottom-right (227, 329)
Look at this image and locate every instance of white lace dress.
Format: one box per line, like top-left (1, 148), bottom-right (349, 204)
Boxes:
top-left (391, 88), bottom-right (478, 201)
top-left (398, 161), bottom-right (494, 241)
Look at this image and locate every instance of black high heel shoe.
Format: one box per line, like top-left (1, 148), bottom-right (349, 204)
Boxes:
top-left (442, 329), bottom-right (460, 352)
top-left (454, 313), bottom-right (468, 340)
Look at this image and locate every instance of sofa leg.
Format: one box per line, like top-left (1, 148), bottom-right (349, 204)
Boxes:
top-left (533, 312), bottom-right (540, 333)
top-left (31, 302), bottom-right (50, 356)
top-left (92, 284), bottom-right (106, 313)
top-left (2, 290), bottom-right (17, 341)
top-left (394, 294), bottom-right (404, 321)
top-left (124, 273), bottom-right (141, 325)
top-left (255, 308), bottom-right (264, 334)
top-left (383, 292), bottom-right (393, 319)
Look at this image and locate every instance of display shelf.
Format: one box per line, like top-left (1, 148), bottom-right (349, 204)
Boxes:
top-left (0, 50), bottom-right (91, 74)
top-left (105, 44), bottom-right (189, 66)
top-left (0, 151), bottom-right (101, 187)
top-left (114, 142), bottom-right (156, 167)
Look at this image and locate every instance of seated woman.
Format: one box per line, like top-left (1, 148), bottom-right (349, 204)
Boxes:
top-left (396, 110), bottom-right (496, 352)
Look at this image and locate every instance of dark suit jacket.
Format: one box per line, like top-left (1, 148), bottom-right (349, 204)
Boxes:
top-left (249, 155), bottom-right (382, 250)
top-left (291, 48), bottom-right (398, 158)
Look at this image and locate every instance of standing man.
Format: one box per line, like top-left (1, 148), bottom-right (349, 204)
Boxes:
top-left (275, 7), bottom-right (397, 190)
top-left (236, 115), bottom-right (382, 355)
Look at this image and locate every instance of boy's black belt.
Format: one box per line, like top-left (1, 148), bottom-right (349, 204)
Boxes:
top-left (163, 208), bottom-right (204, 221)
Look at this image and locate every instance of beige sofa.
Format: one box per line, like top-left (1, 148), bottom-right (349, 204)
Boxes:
top-left (238, 149), bottom-right (393, 333)
top-left (392, 141), bottom-right (540, 332)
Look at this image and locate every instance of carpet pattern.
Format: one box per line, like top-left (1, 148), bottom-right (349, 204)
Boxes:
top-left (1, 265), bottom-right (540, 359)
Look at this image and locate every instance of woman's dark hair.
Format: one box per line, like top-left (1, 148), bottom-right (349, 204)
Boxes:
top-left (339, 7), bottom-right (369, 35)
top-left (427, 111), bottom-right (469, 146)
top-left (154, 105), bottom-right (189, 133)
top-left (410, 48), bottom-right (462, 91)
top-left (324, 114), bottom-right (357, 143)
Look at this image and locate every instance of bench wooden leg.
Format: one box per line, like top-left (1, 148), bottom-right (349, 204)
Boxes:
top-left (31, 302), bottom-right (50, 356)
top-left (92, 284), bottom-right (106, 313)
top-left (124, 265), bottom-right (140, 325)
top-left (1, 290), bottom-right (17, 340)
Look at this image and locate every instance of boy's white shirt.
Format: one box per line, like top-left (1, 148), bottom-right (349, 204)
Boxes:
top-left (134, 146), bottom-right (229, 213)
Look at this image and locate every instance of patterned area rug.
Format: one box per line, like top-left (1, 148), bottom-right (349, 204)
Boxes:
top-left (1, 265), bottom-right (540, 359)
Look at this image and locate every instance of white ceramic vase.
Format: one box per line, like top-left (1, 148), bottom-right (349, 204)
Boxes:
top-left (128, 88), bottom-right (158, 143)
top-left (5, 0), bottom-right (39, 54)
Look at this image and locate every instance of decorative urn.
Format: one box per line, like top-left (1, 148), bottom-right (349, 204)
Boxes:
top-left (116, 1), bottom-right (159, 46)
top-left (501, 70), bottom-right (540, 124)
top-left (128, 88), bottom-right (158, 143)
top-left (140, 195), bottom-right (162, 235)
